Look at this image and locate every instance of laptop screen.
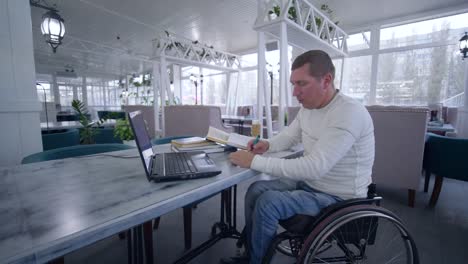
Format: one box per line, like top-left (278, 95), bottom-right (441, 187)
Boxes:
top-left (128, 111), bottom-right (154, 174)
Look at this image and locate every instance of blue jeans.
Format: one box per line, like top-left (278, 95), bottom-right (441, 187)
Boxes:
top-left (244, 179), bottom-right (342, 264)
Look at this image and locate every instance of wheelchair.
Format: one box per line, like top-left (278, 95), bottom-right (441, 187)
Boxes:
top-left (241, 184), bottom-right (419, 264)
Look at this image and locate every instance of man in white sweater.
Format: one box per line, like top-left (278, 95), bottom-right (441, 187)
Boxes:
top-left (224, 50), bottom-right (375, 264)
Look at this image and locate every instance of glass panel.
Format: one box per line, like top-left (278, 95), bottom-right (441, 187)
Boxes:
top-left (376, 44), bottom-right (466, 106)
top-left (36, 82), bottom-right (53, 102)
top-left (181, 79), bottom-right (195, 105)
top-left (202, 73), bottom-right (227, 105)
top-left (380, 12), bottom-right (468, 49)
top-left (59, 84), bottom-right (74, 107)
top-left (332, 59), bottom-right (343, 89)
top-left (347, 31), bottom-right (371, 51)
top-left (240, 53), bottom-right (258, 67)
top-left (237, 70), bottom-right (258, 106)
top-left (341, 56), bottom-right (372, 104)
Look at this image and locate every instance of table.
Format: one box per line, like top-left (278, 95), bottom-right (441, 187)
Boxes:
top-left (0, 145), bottom-right (301, 263)
top-left (221, 115), bottom-right (259, 135)
top-left (41, 120), bottom-right (116, 131)
top-left (427, 123), bottom-right (455, 135)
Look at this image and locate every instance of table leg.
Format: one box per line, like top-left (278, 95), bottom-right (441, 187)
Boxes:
top-left (127, 223), bottom-right (152, 264)
top-left (173, 186), bottom-right (241, 264)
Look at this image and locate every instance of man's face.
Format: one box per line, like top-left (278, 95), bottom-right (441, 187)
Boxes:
top-left (290, 63), bottom-right (330, 109)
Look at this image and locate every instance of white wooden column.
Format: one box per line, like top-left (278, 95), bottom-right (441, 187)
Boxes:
top-left (172, 64), bottom-right (182, 103)
top-left (52, 73), bottom-right (60, 108)
top-left (225, 72), bottom-right (234, 115)
top-left (456, 61), bottom-right (468, 138)
top-left (278, 22), bottom-right (288, 131)
top-left (258, 32), bottom-right (273, 138)
top-left (153, 61), bottom-right (162, 136)
top-left (81, 76), bottom-right (88, 107)
top-left (0, 0), bottom-right (42, 165)
top-left (199, 67), bottom-right (203, 105)
top-left (159, 58), bottom-right (168, 135)
top-left (72, 85), bottom-right (78, 101)
top-left (368, 26), bottom-right (380, 105)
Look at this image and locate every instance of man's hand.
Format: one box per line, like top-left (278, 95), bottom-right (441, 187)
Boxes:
top-left (247, 139), bottom-right (269, 154)
top-left (229, 150), bottom-right (255, 168)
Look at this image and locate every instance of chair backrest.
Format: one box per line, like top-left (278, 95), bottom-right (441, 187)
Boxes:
top-left (423, 133), bottom-right (468, 182)
top-left (122, 105), bottom-right (155, 138)
top-left (236, 105), bottom-right (253, 116)
top-left (366, 105), bottom-right (428, 190)
top-left (445, 107), bottom-right (458, 127)
top-left (93, 127), bottom-right (123, 144)
top-left (21, 143), bottom-right (134, 164)
top-left (164, 105), bottom-right (233, 137)
top-left (42, 128), bottom-right (80, 151)
top-left (287, 106), bottom-right (300, 125)
top-left (98, 111), bottom-right (126, 120)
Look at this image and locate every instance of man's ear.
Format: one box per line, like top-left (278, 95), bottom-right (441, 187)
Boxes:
top-left (322, 73), bottom-right (333, 88)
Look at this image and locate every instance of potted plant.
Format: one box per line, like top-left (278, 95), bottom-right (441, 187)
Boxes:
top-left (114, 118), bottom-right (135, 146)
top-left (71, 99), bottom-right (103, 144)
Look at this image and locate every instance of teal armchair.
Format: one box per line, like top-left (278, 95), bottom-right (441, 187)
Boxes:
top-left (41, 128), bottom-right (80, 151)
top-left (93, 127), bottom-right (123, 144)
top-left (423, 133), bottom-right (468, 207)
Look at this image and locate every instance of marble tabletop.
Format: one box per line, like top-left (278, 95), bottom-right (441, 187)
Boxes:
top-left (0, 145), bottom-right (301, 263)
top-left (221, 115), bottom-right (263, 121)
top-left (426, 123), bottom-right (455, 133)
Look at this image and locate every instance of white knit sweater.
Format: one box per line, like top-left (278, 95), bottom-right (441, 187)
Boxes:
top-left (251, 93), bottom-right (375, 199)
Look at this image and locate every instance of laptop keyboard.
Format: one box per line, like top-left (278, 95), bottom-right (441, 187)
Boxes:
top-left (154, 152), bottom-right (197, 175)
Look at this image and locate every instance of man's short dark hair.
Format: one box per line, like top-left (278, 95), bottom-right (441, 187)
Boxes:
top-left (291, 50), bottom-right (335, 81)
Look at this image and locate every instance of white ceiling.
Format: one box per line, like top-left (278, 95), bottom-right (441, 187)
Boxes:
top-left (30, 0), bottom-right (468, 80)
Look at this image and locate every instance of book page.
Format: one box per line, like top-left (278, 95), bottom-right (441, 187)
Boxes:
top-left (206, 126), bottom-right (230, 144)
top-left (227, 133), bottom-right (253, 149)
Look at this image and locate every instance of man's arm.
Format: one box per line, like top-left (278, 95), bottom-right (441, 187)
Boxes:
top-left (251, 106), bottom-right (368, 180)
top-left (266, 111), bottom-right (302, 152)
top-left (251, 126), bottom-right (357, 180)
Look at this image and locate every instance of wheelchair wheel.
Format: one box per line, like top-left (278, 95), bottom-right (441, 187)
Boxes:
top-left (298, 205), bottom-right (418, 264)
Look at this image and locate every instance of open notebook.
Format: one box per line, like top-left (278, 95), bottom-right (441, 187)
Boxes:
top-left (206, 126), bottom-right (254, 149)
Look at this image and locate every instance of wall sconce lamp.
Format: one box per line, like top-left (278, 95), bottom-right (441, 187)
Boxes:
top-left (460, 32), bottom-right (468, 60)
top-left (30, 0), bottom-right (66, 53)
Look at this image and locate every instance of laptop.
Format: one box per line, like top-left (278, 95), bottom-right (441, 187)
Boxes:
top-left (128, 110), bottom-right (222, 182)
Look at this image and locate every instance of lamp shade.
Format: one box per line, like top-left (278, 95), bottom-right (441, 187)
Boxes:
top-left (189, 74), bottom-right (196, 82)
top-left (459, 32), bottom-right (468, 59)
top-left (40, 10), bottom-right (65, 53)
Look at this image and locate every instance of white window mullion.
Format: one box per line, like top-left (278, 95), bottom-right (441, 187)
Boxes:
top-left (369, 26), bottom-right (380, 105)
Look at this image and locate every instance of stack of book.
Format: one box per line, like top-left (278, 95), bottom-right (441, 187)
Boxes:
top-left (171, 137), bottom-right (233, 153)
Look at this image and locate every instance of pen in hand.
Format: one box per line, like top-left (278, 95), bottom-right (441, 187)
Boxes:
top-left (251, 135), bottom-right (260, 151)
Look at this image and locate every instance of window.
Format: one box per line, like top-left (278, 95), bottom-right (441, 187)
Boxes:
top-left (339, 11), bottom-right (468, 106)
top-left (376, 45), bottom-right (465, 105)
top-left (36, 82), bottom-right (53, 102)
top-left (236, 70), bottom-right (258, 106)
top-left (347, 31), bottom-right (371, 52)
top-left (332, 59), bottom-right (343, 88)
top-left (202, 73), bottom-right (227, 105)
top-left (341, 56), bottom-right (372, 104)
top-left (59, 84), bottom-right (74, 107)
top-left (380, 13), bottom-right (468, 49)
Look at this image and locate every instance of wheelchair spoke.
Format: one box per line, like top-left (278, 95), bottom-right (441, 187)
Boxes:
top-left (301, 208), bottom-right (418, 264)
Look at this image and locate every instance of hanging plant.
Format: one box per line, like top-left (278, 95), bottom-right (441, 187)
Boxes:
top-left (270, 2), bottom-right (339, 40)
